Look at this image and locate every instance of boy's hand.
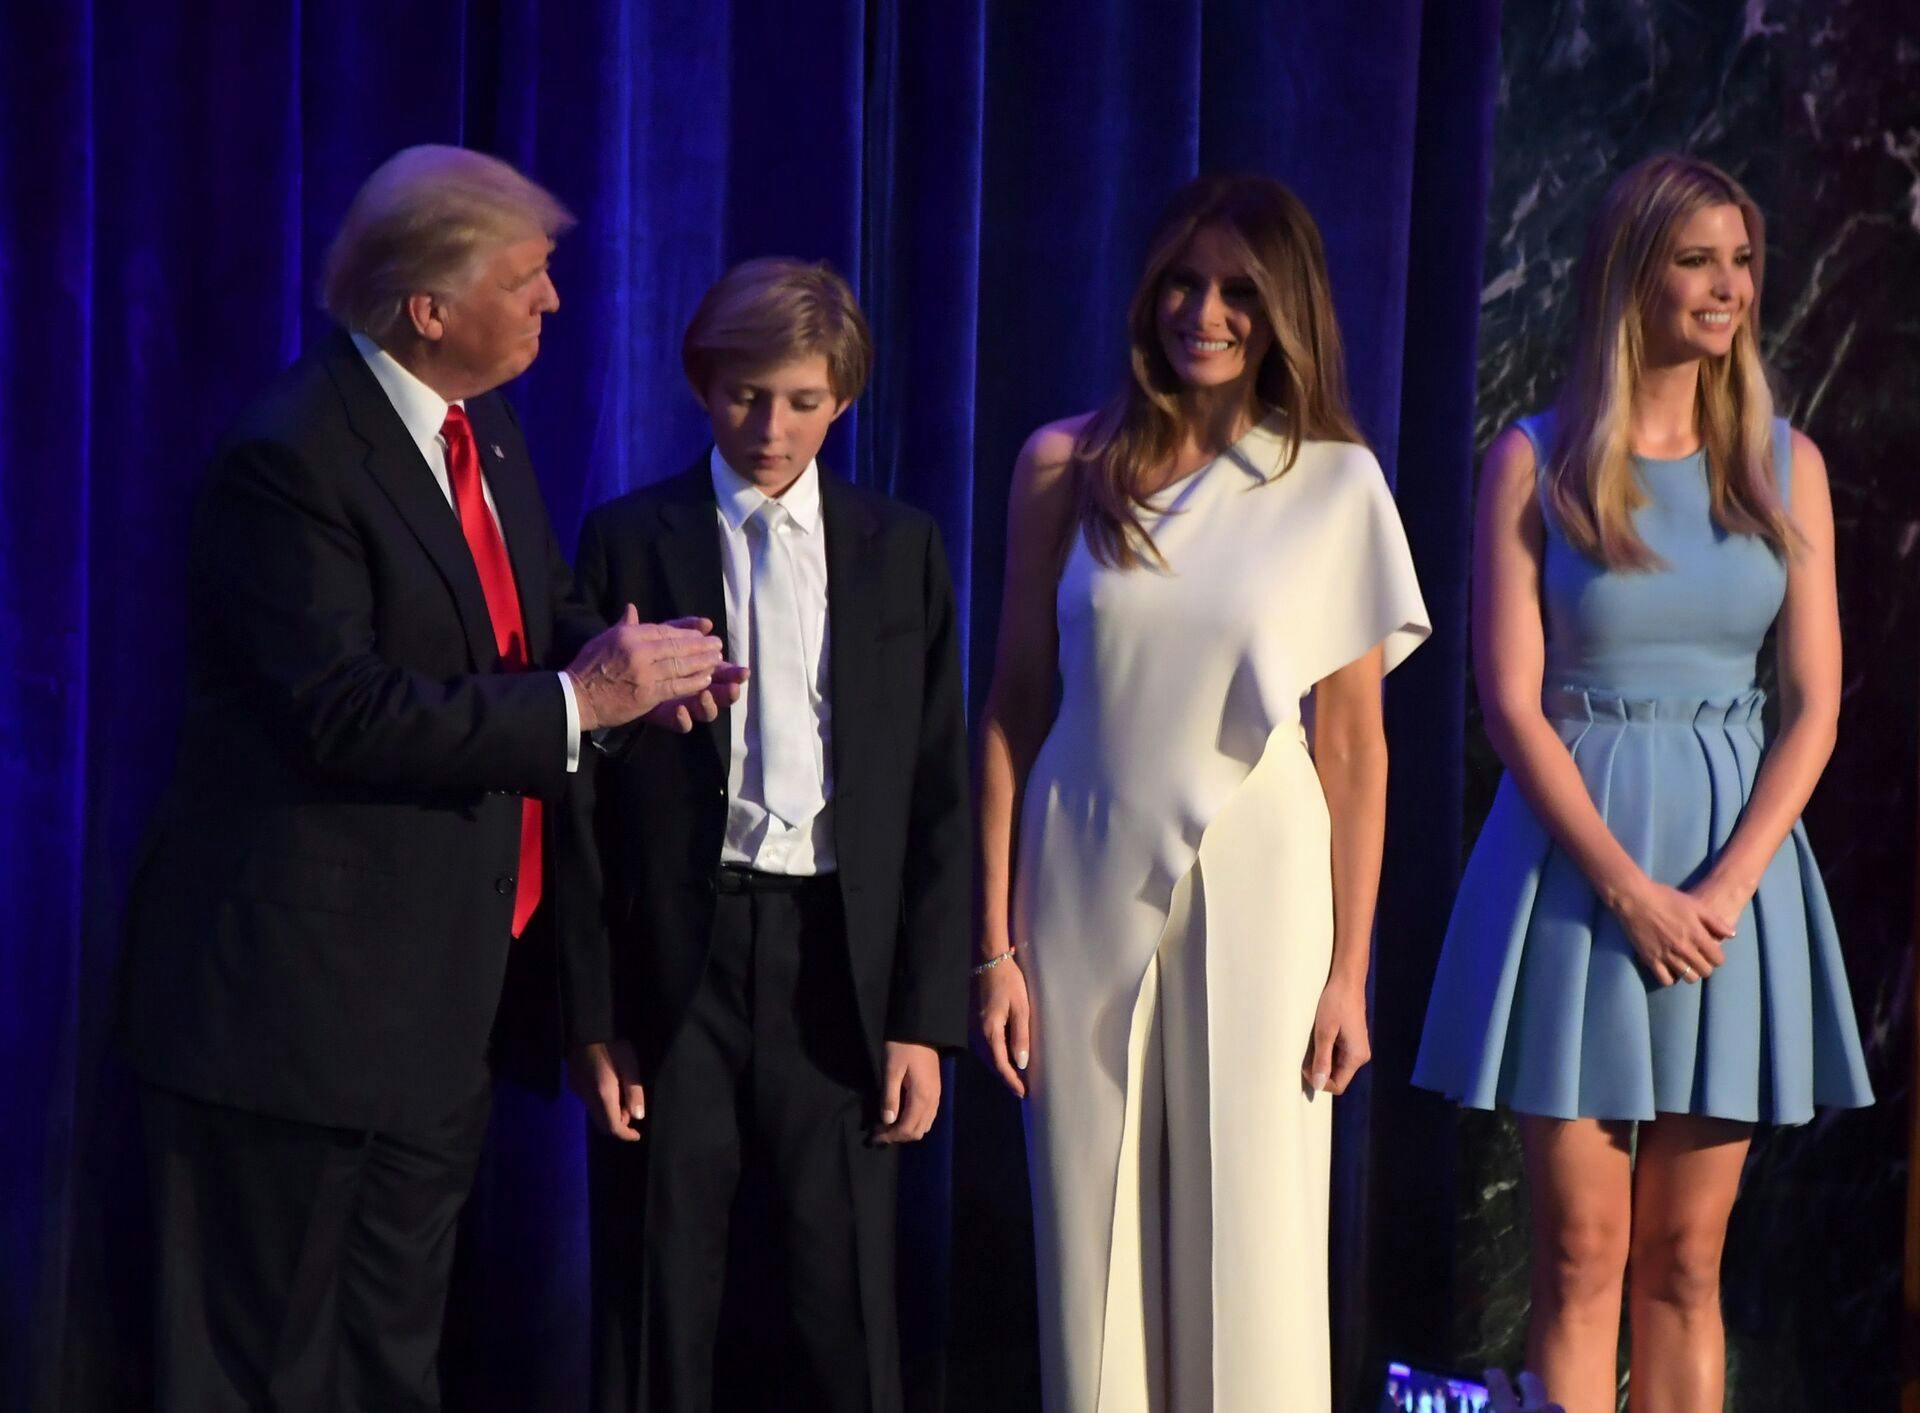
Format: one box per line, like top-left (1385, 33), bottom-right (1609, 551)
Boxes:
top-left (567, 1039), bottom-right (646, 1142)
top-left (872, 1041), bottom-right (941, 1144)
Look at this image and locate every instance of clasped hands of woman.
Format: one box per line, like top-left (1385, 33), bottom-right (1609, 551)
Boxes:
top-left (1610, 871), bottom-right (1751, 988)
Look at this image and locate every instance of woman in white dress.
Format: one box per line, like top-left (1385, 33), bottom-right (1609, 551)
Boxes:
top-left (973, 173), bottom-right (1430, 1411)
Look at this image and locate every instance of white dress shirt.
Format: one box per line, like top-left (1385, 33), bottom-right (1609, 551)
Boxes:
top-left (352, 333), bottom-right (580, 771)
top-left (711, 447), bottom-right (835, 873)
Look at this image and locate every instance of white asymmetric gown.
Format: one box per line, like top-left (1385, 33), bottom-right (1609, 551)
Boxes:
top-left (1017, 419), bottom-right (1428, 1412)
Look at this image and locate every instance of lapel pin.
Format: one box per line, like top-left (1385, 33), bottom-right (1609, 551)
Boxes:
top-left (490, 443), bottom-right (505, 460)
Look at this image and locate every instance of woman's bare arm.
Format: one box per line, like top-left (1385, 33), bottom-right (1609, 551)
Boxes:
top-left (1690, 430), bottom-right (1840, 915)
top-left (1302, 644), bottom-right (1388, 1094)
top-left (972, 416), bottom-right (1084, 1095)
top-left (1314, 647), bottom-right (1389, 991)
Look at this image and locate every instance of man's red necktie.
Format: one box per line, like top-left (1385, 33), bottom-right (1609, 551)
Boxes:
top-left (442, 405), bottom-right (543, 937)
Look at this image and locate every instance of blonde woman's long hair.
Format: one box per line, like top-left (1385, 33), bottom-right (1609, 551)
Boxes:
top-left (1548, 153), bottom-right (1796, 568)
top-left (1076, 173), bottom-right (1364, 570)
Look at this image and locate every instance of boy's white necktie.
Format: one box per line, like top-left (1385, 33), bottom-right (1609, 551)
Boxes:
top-left (746, 501), bottom-right (822, 826)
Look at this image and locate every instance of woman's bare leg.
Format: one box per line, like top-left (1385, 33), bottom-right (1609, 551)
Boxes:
top-left (1625, 1114), bottom-right (1751, 1413)
top-left (1520, 1114), bottom-right (1635, 1413)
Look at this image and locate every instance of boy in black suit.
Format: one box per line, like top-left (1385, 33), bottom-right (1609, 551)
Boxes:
top-left (565, 259), bottom-right (969, 1412)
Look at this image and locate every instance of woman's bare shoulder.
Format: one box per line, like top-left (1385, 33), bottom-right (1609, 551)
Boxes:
top-left (1014, 411), bottom-right (1098, 500)
top-left (1021, 412), bottom-right (1096, 469)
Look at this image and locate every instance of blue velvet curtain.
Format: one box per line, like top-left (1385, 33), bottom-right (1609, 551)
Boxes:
top-left (0, 3), bottom-right (1499, 1407)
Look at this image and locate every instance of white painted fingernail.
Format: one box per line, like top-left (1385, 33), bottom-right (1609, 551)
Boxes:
top-left (1311, 1072), bottom-right (1330, 1090)
top-left (882, 1109), bottom-right (897, 1124)
top-left (1016, 1051), bottom-right (1029, 1069)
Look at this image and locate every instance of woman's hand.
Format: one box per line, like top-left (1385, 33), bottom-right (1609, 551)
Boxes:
top-left (1302, 975), bottom-right (1370, 1096)
top-left (1685, 872), bottom-right (1753, 939)
top-left (1610, 878), bottom-right (1735, 987)
top-left (973, 955), bottom-right (1033, 1098)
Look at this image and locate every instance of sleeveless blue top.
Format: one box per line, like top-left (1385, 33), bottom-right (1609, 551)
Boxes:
top-left (1535, 410), bottom-right (1790, 700)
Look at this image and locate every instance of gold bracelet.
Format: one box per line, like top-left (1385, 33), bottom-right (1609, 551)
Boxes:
top-left (971, 946), bottom-right (1016, 977)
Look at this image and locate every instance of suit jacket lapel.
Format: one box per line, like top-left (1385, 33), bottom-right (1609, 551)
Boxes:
top-left (325, 332), bottom-right (498, 670)
top-left (655, 459), bottom-right (731, 771)
top-left (466, 396), bottom-right (552, 663)
top-left (821, 469), bottom-right (880, 798)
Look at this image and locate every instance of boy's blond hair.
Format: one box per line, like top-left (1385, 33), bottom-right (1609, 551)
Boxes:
top-left (682, 258), bottom-right (873, 403)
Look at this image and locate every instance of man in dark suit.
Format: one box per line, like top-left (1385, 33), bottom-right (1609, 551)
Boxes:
top-left (118, 146), bottom-right (734, 1412)
top-left (565, 258), bottom-right (970, 1412)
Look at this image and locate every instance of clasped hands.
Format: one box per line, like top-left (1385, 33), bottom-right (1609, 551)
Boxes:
top-left (565, 607), bottom-right (750, 735)
top-left (1610, 870), bottom-right (1750, 989)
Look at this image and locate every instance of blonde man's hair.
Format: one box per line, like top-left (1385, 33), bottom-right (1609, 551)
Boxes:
top-left (1548, 153), bottom-right (1796, 568)
top-left (321, 145), bottom-right (575, 342)
top-left (682, 258), bottom-right (873, 403)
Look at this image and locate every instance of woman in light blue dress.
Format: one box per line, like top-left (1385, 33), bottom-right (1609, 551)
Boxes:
top-left (1414, 154), bottom-right (1872, 1413)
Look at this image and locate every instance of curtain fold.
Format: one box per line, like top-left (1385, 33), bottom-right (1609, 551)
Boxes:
top-left (0, 5), bottom-right (1498, 1407)
top-left (1370, 0), bottom-right (1503, 1370)
top-left (2, 5), bottom-right (94, 1408)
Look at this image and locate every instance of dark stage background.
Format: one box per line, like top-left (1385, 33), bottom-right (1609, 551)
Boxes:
top-left (0, 3), bottom-right (1909, 1411)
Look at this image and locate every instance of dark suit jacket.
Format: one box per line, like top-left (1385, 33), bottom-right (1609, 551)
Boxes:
top-left (565, 459), bottom-right (970, 1086)
top-left (117, 329), bottom-right (604, 1131)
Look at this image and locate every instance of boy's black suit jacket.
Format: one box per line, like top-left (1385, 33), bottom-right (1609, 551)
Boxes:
top-left (565, 458), bottom-right (970, 1085)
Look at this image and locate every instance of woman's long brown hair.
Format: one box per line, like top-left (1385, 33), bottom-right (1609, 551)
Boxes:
top-left (1075, 173), bottom-right (1365, 569)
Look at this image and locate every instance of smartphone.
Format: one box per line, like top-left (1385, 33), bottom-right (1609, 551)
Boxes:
top-left (1379, 1359), bottom-right (1492, 1412)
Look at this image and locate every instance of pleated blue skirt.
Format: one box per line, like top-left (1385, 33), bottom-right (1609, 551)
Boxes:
top-left (1414, 686), bottom-right (1874, 1125)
